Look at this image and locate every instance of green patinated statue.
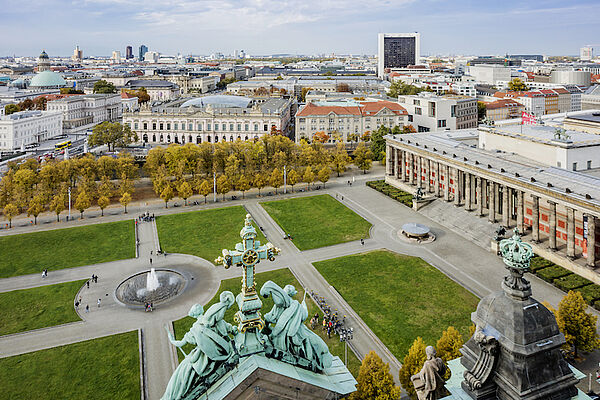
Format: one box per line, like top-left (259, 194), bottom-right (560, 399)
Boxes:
top-left (260, 281), bottom-right (333, 372)
top-left (162, 291), bottom-right (238, 400)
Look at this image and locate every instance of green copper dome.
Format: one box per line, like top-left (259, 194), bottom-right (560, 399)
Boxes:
top-left (29, 70), bottom-right (66, 87)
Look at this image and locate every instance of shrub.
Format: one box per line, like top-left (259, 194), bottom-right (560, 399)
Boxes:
top-left (554, 275), bottom-right (593, 292)
top-left (530, 256), bottom-right (554, 273)
top-left (578, 285), bottom-right (600, 304)
top-left (536, 265), bottom-right (572, 283)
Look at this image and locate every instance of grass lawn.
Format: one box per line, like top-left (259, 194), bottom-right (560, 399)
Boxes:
top-left (0, 279), bottom-right (86, 336)
top-left (261, 194), bottom-right (372, 250)
top-left (314, 250), bottom-right (479, 360)
top-left (156, 206), bottom-right (267, 263)
top-left (0, 220), bottom-right (135, 278)
top-left (0, 331), bottom-right (140, 399)
top-left (173, 268), bottom-right (361, 377)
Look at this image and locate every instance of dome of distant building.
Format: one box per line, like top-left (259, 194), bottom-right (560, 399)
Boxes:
top-left (29, 70), bottom-right (66, 88)
top-left (37, 49), bottom-right (51, 72)
top-left (10, 78), bottom-right (27, 89)
top-left (180, 95), bottom-right (251, 108)
top-left (39, 50), bottom-right (49, 60)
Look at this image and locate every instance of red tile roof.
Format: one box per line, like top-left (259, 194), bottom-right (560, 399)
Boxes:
top-left (296, 100), bottom-right (407, 117)
top-left (359, 100), bottom-right (408, 116)
top-left (485, 99), bottom-right (524, 110)
top-left (121, 91), bottom-right (137, 99)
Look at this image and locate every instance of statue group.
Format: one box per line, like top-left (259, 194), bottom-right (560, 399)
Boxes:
top-left (411, 346), bottom-right (448, 400)
top-left (162, 282), bottom-right (333, 400)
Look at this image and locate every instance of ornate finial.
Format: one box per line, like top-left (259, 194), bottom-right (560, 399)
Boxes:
top-left (499, 228), bottom-right (534, 271)
top-left (499, 229), bottom-right (534, 300)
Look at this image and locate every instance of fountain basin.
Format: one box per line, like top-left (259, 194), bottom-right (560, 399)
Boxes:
top-left (115, 269), bottom-right (188, 307)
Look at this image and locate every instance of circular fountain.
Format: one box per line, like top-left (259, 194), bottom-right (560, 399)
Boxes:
top-left (398, 222), bottom-right (436, 244)
top-left (115, 268), bottom-right (188, 307)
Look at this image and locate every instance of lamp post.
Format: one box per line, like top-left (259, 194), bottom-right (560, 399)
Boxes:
top-left (340, 327), bottom-right (353, 367)
top-left (68, 186), bottom-right (71, 221)
top-left (213, 172), bottom-right (217, 203)
top-left (283, 165), bottom-right (287, 194)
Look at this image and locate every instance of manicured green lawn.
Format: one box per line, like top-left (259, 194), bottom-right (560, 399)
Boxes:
top-left (0, 280), bottom-right (86, 336)
top-left (156, 206), bottom-right (266, 263)
top-left (0, 331), bottom-right (140, 399)
top-left (173, 268), bottom-right (361, 377)
top-left (261, 194), bottom-right (372, 250)
top-left (314, 250), bottom-right (479, 360)
top-left (0, 220), bottom-right (135, 278)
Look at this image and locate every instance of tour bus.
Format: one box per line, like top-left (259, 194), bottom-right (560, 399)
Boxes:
top-left (54, 140), bottom-right (72, 152)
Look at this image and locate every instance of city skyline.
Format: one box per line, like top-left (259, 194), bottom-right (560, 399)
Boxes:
top-left (2, 0), bottom-right (599, 57)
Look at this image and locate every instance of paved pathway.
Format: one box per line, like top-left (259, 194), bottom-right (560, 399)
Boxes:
top-left (2, 167), bottom-right (600, 397)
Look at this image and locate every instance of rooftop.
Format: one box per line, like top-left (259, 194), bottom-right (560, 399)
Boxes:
top-left (180, 95), bottom-right (252, 108)
top-left (565, 112), bottom-right (600, 124)
top-left (486, 125), bottom-right (600, 148)
top-left (29, 70), bottom-right (66, 88)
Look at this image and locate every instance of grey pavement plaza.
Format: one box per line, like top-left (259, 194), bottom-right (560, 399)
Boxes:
top-left (1, 165), bottom-right (599, 398)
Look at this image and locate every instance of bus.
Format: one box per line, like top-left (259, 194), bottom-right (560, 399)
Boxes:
top-left (54, 140), bottom-right (72, 151)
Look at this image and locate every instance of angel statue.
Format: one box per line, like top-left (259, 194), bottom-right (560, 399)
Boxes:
top-left (260, 281), bottom-right (333, 371)
top-left (162, 291), bottom-right (238, 400)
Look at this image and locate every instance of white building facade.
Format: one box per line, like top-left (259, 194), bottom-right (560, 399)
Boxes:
top-left (468, 65), bottom-right (511, 85)
top-left (46, 94), bottom-right (122, 135)
top-left (0, 110), bottom-right (63, 150)
top-left (397, 93), bottom-right (478, 132)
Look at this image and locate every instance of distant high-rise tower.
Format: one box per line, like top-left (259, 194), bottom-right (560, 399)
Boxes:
top-left (126, 46), bottom-right (133, 59)
top-left (72, 45), bottom-right (83, 61)
top-left (377, 32), bottom-right (420, 78)
top-left (580, 46), bottom-right (593, 61)
top-left (112, 50), bottom-right (122, 63)
top-left (139, 44), bottom-right (148, 61)
top-left (38, 50), bottom-right (50, 72)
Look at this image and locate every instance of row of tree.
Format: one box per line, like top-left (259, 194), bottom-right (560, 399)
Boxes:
top-left (350, 290), bottom-right (600, 399)
top-left (4, 97), bottom-right (47, 115)
top-left (0, 154), bottom-right (138, 226)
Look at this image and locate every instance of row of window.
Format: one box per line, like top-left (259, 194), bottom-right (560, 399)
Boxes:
top-left (131, 121), bottom-right (273, 132)
top-left (142, 133), bottom-right (260, 144)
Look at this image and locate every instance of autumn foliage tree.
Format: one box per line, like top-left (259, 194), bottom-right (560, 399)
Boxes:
top-left (354, 142), bottom-right (373, 174)
top-left (350, 351), bottom-right (401, 400)
top-left (398, 337), bottom-right (427, 400)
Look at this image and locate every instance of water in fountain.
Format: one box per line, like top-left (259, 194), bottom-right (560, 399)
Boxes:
top-left (147, 268), bottom-right (160, 292)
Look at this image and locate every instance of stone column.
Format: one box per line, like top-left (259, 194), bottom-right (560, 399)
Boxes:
top-left (502, 186), bottom-right (510, 227)
top-left (465, 173), bottom-right (472, 211)
top-left (435, 162), bottom-right (441, 197)
top-left (488, 182), bottom-right (496, 223)
top-left (477, 177), bottom-right (484, 216)
top-left (444, 165), bottom-right (450, 201)
top-left (386, 145), bottom-right (392, 176)
top-left (587, 215), bottom-right (596, 268)
top-left (567, 207), bottom-right (575, 258)
top-left (532, 195), bottom-right (540, 243)
top-left (516, 190), bottom-right (524, 233)
top-left (548, 201), bottom-right (557, 250)
top-left (425, 158), bottom-right (431, 192)
top-left (454, 169), bottom-right (461, 206)
top-left (401, 150), bottom-right (407, 182)
top-left (393, 149), bottom-right (398, 178)
top-left (409, 153), bottom-right (415, 185)
top-left (417, 157), bottom-right (423, 188)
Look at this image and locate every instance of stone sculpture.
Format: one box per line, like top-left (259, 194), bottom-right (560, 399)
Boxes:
top-left (410, 346), bottom-right (447, 400)
top-left (162, 291), bottom-right (238, 400)
top-left (260, 280), bottom-right (333, 372)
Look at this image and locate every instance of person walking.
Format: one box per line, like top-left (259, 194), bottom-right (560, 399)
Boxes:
top-left (74, 301), bottom-right (79, 310)
top-left (86, 280), bottom-right (90, 289)
top-left (41, 270), bottom-right (46, 279)
top-left (94, 275), bottom-right (98, 283)
top-left (150, 258), bottom-right (153, 265)
top-left (85, 305), bottom-right (89, 313)
top-left (360, 238), bottom-right (364, 246)
top-left (97, 298), bottom-right (101, 307)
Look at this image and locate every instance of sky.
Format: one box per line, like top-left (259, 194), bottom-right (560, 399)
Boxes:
top-left (1, 0), bottom-right (599, 57)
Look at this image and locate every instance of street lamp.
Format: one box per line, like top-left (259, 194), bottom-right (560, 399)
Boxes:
top-left (339, 327), bottom-right (353, 367)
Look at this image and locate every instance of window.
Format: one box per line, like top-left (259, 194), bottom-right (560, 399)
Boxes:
top-left (207, 123), bottom-right (211, 131)
top-left (229, 123), bottom-right (234, 131)
top-left (588, 160), bottom-right (592, 169)
top-left (573, 162), bottom-right (577, 171)
top-left (237, 124), bottom-right (241, 131)
top-left (174, 123), bottom-right (178, 130)
top-left (413, 99), bottom-right (420, 106)
top-left (134, 122), bottom-right (139, 129)
top-left (222, 123), bottom-right (227, 131)
top-left (557, 161), bottom-right (561, 168)
top-left (159, 123), bottom-right (164, 130)
top-left (264, 124), bottom-right (268, 131)
top-left (152, 123), bottom-right (156, 130)
top-left (188, 123), bottom-right (193, 131)
top-left (254, 123), bottom-right (259, 131)
top-left (415, 107), bottom-right (422, 115)
top-left (245, 124), bottom-right (249, 131)
top-left (166, 123), bottom-right (171, 130)
top-left (408, 115), bottom-right (413, 122)
top-left (437, 120), bottom-right (446, 128)
top-left (197, 124), bottom-right (202, 131)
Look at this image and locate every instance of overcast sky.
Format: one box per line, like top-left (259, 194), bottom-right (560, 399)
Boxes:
top-left (2, 0), bottom-right (599, 57)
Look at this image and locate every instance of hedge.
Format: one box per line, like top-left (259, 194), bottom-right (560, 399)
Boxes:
top-left (553, 275), bottom-right (593, 292)
top-left (578, 284), bottom-right (600, 304)
top-left (536, 265), bottom-right (572, 283)
top-left (367, 180), bottom-right (413, 207)
top-left (530, 256), bottom-right (555, 273)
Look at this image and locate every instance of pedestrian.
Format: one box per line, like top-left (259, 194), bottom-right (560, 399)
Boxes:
top-left (150, 258), bottom-right (153, 265)
top-left (341, 196), bottom-right (344, 200)
top-left (91, 274), bottom-right (95, 282)
top-left (74, 301), bottom-right (79, 310)
top-left (94, 275), bottom-right (98, 283)
top-left (85, 305), bottom-right (89, 313)
top-left (149, 303), bottom-right (153, 311)
top-left (150, 250), bottom-right (153, 255)
top-left (86, 280), bottom-right (90, 289)
top-left (97, 298), bottom-right (101, 307)
top-left (327, 326), bottom-right (331, 339)
top-left (360, 238), bottom-right (364, 246)
top-left (41, 270), bottom-right (46, 279)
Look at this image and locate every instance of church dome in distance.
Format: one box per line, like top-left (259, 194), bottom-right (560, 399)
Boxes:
top-left (29, 70), bottom-right (66, 88)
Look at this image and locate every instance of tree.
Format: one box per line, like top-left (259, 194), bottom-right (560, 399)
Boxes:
top-left (89, 122), bottom-right (138, 151)
top-left (93, 80), bottom-right (117, 94)
top-left (354, 142), bottom-right (373, 174)
top-left (254, 173), bottom-right (267, 196)
top-left (436, 326), bottom-right (464, 363)
top-left (301, 87), bottom-right (313, 102)
top-left (237, 174), bottom-right (251, 198)
top-left (388, 80), bottom-right (433, 98)
top-left (26, 197), bottom-right (44, 225)
top-left (33, 96), bottom-right (47, 111)
top-left (303, 166), bottom-right (315, 189)
top-left (508, 78), bottom-right (528, 91)
top-left (178, 181), bottom-right (193, 205)
top-left (350, 351), bottom-right (401, 400)
top-left (398, 337), bottom-right (427, 400)
top-left (548, 291), bottom-right (600, 358)
top-left (132, 87), bottom-right (150, 103)
top-left (313, 131), bottom-right (330, 144)
top-left (120, 192), bottom-right (132, 213)
top-left (97, 195), bottom-right (110, 216)
top-left (74, 190), bottom-right (90, 219)
top-left (60, 87), bottom-right (83, 94)
top-left (4, 104), bottom-right (20, 115)
top-left (216, 175), bottom-right (231, 201)
top-left (158, 184), bottom-right (173, 208)
top-left (477, 102), bottom-right (487, 122)
top-left (370, 126), bottom-right (389, 161)
top-left (336, 82), bottom-right (351, 92)
top-left (49, 193), bottom-right (66, 222)
top-left (3, 203), bottom-right (18, 228)
top-left (317, 166), bottom-right (330, 187)
top-left (402, 125), bottom-right (417, 134)
top-left (331, 142), bottom-right (351, 177)
top-left (197, 179), bottom-right (212, 203)
top-left (287, 169), bottom-right (299, 192)
top-left (269, 168), bottom-right (283, 194)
